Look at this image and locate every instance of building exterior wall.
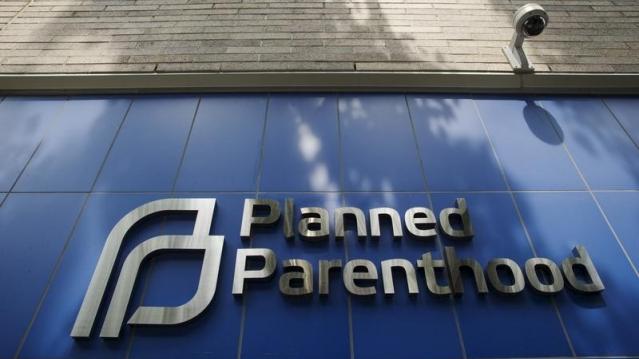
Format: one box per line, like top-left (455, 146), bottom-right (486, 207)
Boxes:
top-left (1, 0), bottom-right (639, 74)
top-left (1, 94), bottom-right (638, 359)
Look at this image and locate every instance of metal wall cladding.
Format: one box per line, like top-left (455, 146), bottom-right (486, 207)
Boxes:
top-left (0, 94), bottom-right (638, 359)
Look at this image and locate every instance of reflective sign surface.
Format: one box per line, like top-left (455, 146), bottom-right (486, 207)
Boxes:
top-left (0, 94), bottom-right (638, 359)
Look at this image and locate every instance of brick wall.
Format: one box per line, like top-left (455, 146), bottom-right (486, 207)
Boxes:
top-left (0, 0), bottom-right (637, 74)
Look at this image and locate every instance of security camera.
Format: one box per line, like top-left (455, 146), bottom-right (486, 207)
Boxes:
top-left (515, 3), bottom-right (548, 37)
top-left (503, 3), bottom-right (549, 73)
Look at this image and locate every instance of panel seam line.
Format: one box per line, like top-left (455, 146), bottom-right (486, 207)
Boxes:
top-left (405, 93), bottom-right (468, 359)
top-left (470, 96), bottom-right (577, 357)
top-left (237, 93), bottom-right (271, 359)
top-left (538, 101), bottom-right (639, 279)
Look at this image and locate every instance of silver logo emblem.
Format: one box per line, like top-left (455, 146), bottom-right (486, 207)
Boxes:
top-left (71, 198), bottom-right (223, 338)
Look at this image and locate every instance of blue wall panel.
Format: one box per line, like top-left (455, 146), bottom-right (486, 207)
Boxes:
top-left (474, 97), bottom-right (584, 190)
top-left (604, 98), bottom-right (639, 145)
top-left (540, 98), bottom-right (639, 190)
top-left (339, 94), bottom-right (424, 192)
top-left (94, 97), bottom-right (198, 192)
top-left (15, 98), bottom-right (130, 192)
top-left (431, 193), bottom-right (573, 358)
top-left (0, 94), bottom-right (637, 359)
top-left (408, 96), bottom-right (506, 191)
top-left (344, 193), bottom-right (462, 359)
top-left (175, 95), bottom-right (267, 192)
top-left (0, 193), bottom-right (86, 358)
top-left (260, 95), bottom-right (340, 192)
top-left (593, 192), bottom-right (639, 278)
top-left (0, 97), bottom-right (66, 192)
top-left (515, 193), bottom-right (639, 356)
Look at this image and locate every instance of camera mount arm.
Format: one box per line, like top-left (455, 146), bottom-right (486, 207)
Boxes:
top-left (503, 31), bottom-right (532, 73)
top-left (502, 3), bottom-right (548, 73)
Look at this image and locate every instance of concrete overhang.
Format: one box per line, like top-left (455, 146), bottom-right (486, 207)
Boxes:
top-left (1, 72), bottom-right (638, 95)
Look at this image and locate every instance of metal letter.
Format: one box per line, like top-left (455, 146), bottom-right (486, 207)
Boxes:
top-left (240, 199), bottom-right (280, 238)
top-left (232, 248), bottom-right (277, 295)
top-left (404, 207), bottom-right (437, 239)
top-left (298, 207), bottom-right (329, 240)
top-left (369, 208), bottom-right (403, 239)
top-left (100, 234), bottom-right (223, 338)
top-left (279, 259), bottom-right (313, 295)
top-left (335, 207), bottom-right (367, 239)
top-left (71, 198), bottom-right (221, 338)
top-left (417, 253), bottom-right (451, 295)
top-left (444, 246), bottom-right (488, 294)
top-left (319, 260), bottom-right (342, 295)
top-left (525, 257), bottom-right (564, 294)
top-left (381, 259), bottom-right (419, 295)
top-left (283, 198), bottom-right (294, 239)
top-left (439, 198), bottom-right (474, 239)
top-left (561, 245), bottom-right (604, 293)
top-left (343, 259), bottom-right (378, 295)
top-left (486, 258), bottom-right (525, 294)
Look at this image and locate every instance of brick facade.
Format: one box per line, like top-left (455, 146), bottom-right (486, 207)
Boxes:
top-left (0, 0), bottom-right (637, 74)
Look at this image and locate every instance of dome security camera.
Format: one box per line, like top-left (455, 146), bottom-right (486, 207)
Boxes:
top-left (502, 3), bottom-right (549, 73)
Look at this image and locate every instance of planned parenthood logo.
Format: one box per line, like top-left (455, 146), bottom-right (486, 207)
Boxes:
top-left (72, 198), bottom-right (604, 339)
top-left (71, 199), bottom-right (223, 338)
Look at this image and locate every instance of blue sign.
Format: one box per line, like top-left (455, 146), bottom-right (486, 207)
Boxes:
top-left (0, 94), bottom-right (638, 359)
